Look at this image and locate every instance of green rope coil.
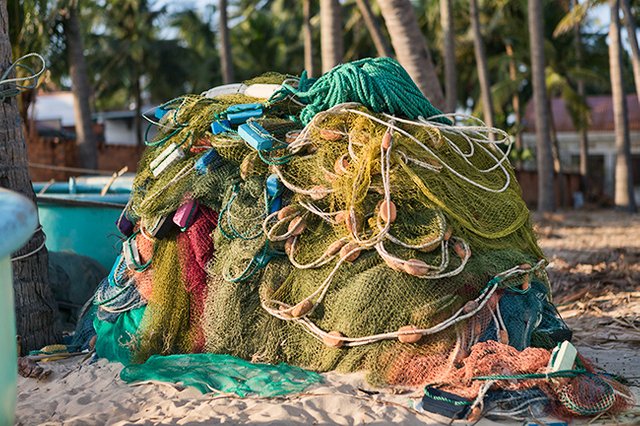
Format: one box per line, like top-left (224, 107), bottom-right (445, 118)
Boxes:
top-left (423, 387), bottom-right (471, 406)
top-left (471, 369), bottom-right (587, 381)
top-left (271, 57), bottom-right (450, 125)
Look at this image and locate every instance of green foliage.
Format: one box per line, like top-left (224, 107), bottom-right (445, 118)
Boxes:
top-left (11, 0), bottom-right (633, 137)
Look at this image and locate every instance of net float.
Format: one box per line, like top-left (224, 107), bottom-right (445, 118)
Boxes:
top-left (340, 242), bottom-right (361, 262)
top-left (473, 318), bottom-right (483, 336)
top-left (453, 242), bottom-right (467, 259)
top-left (323, 331), bottom-right (345, 348)
top-left (334, 155), bottom-right (349, 174)
top-left (323, 170), bottom-right (336, 183)
top-left (462, 300), bottom-right (479, 314)
top-left (288, 217), bottom-right (306, 236)
top-left (334, 210), bottom-right (347, 223)
top-left (430, 133), bottom-right (445, 149)
top-left (285, 130), bottom-right (301, 144)
top-left (310, 185), bottom-right (328, 200)
top-left (240, 155), bottom-right (255, 180)
top-left (381, 131), bottom-right (392, 150)
top-left (418, 240), bottom-right (439, 253)
top-left (423, 156), bottom-right (441, 168)
top-left (345, 215), bottom-right (360, 235)
top-left (453, 347), bottom-right (470, 366)
top-left (467, 406), bottom-right (483, 423)
top-left (443, 226), bottom-right (453, 241)
top-left (384, 257), bottom-right (405, 272)
top-left (397, 325), bottom-right (422, 343)
top-left (277, 205), bottom-right (297, 220)
top-left (519, 263), bottom-right (532, 270)
top-left (284, 237), bottom-right (295, 256)
top-left (521, 275), bottom-right (530, 291)
top-left (291, 300), bottom-right (313, 318)
top-left (498, 329), bottom-right (509, 345)
top-left (403, 258), bottom-right (430, 276)
top-left (319, 128), bottom-right (343, 141)
top-left (326, 239), bottom-right (347, 256)
top-left (278, 305), bottom-right (293, 319)
top-left (378, 200), bottom-right (397, 223)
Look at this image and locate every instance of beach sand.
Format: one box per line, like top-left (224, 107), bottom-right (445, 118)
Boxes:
top-left (15, 211), bottom-right (640, 425)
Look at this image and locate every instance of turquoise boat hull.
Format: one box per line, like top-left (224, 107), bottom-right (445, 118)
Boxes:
top-left (36, 194), bottom-right (129, 270)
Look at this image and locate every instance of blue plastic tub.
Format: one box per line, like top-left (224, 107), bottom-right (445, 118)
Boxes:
top-left (35, 192), bottom-right (129, 270)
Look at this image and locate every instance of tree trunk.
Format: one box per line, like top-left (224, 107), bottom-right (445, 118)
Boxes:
top-left (320, 0), bottom-right (343, 72)
top-left (547, 96), bottom-right (569, 206)
top-left (377, 0), bottom-right (445, 108)
top-left (64, 3), bottom-right (98, 169)
top-left (470, 0), bottom-right (494, 127)
top-left (133, 70), bottom-right (143, 146)
top-left (303, 0), bottom-right (315, 77)
top-left (440, 0), bottom-right (456, 112)
top-left (505, 43), bottom-right (522, 155)
top-left (0, 0), bottom-right (59, 354)
top-left (219, 0), bottom-right (234, 84)
top-left (609, 0), bottom-right (637, 212)
top-left (620, 0), bottom-right (640, 105)
top-left (354, 0), bottom-right (393, 58)
top-left (528, 0), bottom-right (555, 212)
top-left (572, 0), bottom-right (589, 201)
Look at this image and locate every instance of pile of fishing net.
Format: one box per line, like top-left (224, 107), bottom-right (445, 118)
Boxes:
top-left (85, 57), bottom-right (633, 419)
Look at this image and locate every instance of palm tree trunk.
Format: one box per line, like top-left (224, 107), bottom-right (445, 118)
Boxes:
top-left (219, 0), bottom-right (234, 83)
top-left (609, 0), bottom-right (637, 212)
top-left (303, 0), bottom-right (315, 77)
top-left (528, 0), bottom-right (555, 212)
top-left (377, 0), bottom-right (445, 108)
top-left (0, 0), bottom-right (59, 353)
top-left (64, 3), bottom-right (98, 169)
top-left (547, 96), bottom-right (569, 206)
top-left (505, 42), bottom-right (522, 155)
top-left (354, 0), bottom-right (393, 58)
top-left (469, 0), bottom-right (494, 127)
top-left (320, 0), bottom-right (343, 72)
top-left (440, 0), bottom-right (456, 112)
top-left (133, 72), bottom-right (143, 146)
top-left (572, 0), bottom-right (589, 201)
top-left (620, 0), bottom-right (640, 105)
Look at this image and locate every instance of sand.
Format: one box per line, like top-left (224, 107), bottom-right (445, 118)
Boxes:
top-left (16, 359), bottom-right (478, 426)
top-left (14, 210), bottom-right (640, 425)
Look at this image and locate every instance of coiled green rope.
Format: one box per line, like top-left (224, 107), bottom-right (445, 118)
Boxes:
top-left (271, 57), bottom-right (450, 125)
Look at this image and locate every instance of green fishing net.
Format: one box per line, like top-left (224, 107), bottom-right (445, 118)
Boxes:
top-left (89, 57), bottom-right (633, 416)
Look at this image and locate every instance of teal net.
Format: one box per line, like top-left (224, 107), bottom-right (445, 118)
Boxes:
top-left (120, 353), bottom-right (322, 396)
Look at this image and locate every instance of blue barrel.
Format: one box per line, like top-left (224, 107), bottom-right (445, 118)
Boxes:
top-left (36, 194), bottom-right (129, 270)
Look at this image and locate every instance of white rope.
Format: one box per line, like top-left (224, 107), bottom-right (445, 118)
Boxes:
top-left (347, 107), bottom-right (512, 193)
top-left (258, 103), bottom-right (541, 345)
top-left (11, 226), bottom-right (46, 262)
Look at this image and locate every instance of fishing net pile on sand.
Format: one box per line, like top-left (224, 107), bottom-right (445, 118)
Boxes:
top-left (81, 58), bottom-right (634, 420)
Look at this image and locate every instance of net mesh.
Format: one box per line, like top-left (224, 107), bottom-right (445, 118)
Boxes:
top-left (90, 59), bottom-right (633, 418)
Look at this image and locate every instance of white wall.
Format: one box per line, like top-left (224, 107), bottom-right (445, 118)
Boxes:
top-left (522, 130), bottom-right (640, 200)
top-left (30, 92), bottom-right (75, 127)
top-left (104, 119), bottom-right (139, 146)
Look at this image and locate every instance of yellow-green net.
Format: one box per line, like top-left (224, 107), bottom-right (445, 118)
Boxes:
top-left (91, 59), bottom-right (632, 418)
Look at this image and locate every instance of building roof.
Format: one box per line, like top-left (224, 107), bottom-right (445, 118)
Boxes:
top-left (523, 94), bottom-right (640, 133)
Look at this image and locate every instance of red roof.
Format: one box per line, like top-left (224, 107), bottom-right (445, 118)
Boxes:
top-left (523, 94), bottom-right (640, 132)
